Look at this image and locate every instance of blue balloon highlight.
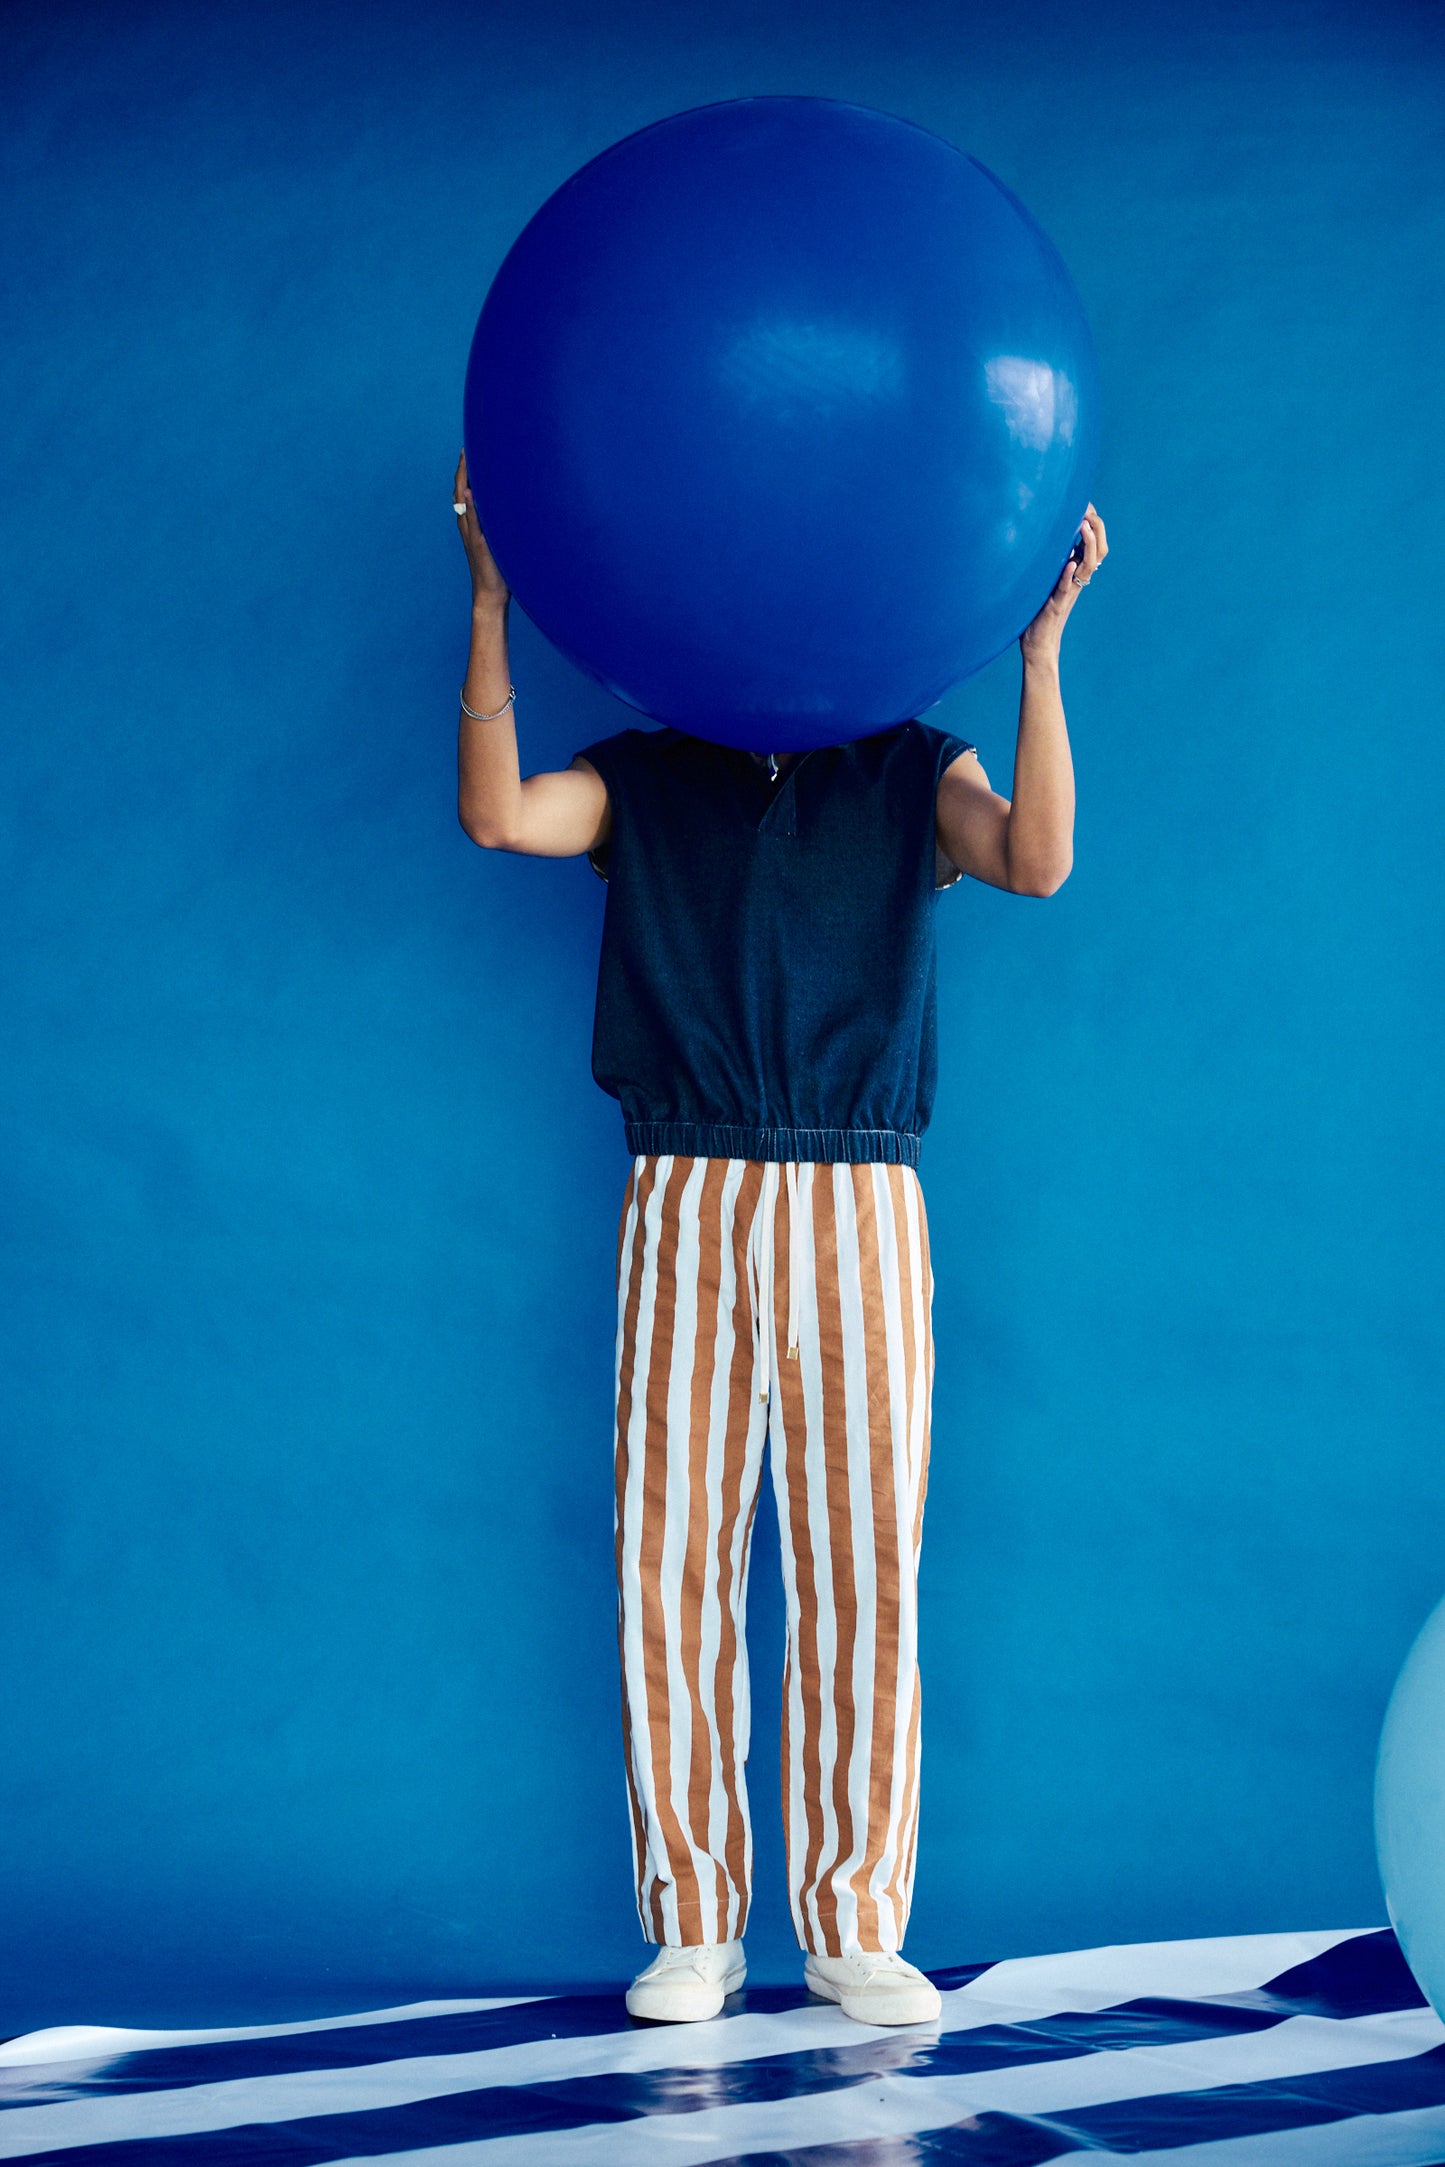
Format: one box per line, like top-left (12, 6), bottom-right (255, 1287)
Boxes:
top-left (464, 96), bottom-right (1100, 751)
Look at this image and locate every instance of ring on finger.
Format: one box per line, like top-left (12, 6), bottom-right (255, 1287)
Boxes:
top-left (453, 500), bottom-right (467, 515)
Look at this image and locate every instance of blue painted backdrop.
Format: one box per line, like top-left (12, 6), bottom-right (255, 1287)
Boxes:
top-left (3, 0), bottom-right (1442, 2029)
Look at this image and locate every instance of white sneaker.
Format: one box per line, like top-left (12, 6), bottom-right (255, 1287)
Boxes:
top-left (804, 1949), bottom-right (942, 2026)
top-left (625, 1940), bottom-right (746, 2021)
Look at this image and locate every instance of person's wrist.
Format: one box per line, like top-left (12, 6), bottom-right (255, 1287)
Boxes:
top-left (471, 588), bottom-right (509, 624)
top-left (1019, 635), bottom-right (1061, 670)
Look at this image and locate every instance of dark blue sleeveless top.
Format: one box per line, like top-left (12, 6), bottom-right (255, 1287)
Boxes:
top-left (574, 722), bottom-right (974, 1166)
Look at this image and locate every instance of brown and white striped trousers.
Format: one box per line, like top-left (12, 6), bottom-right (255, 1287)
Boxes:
top-left (613, 1152), bottom-right (935, 1957)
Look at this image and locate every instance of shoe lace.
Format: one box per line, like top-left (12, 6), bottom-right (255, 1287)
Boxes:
top-left (845, 1950), bottom-right (916, 1983)
top-left (655, 1944), bottom-right (724, 1980)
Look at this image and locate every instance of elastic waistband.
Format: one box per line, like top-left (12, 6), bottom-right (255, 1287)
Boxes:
top-left (621, 1119), bottom-right (921, 1168)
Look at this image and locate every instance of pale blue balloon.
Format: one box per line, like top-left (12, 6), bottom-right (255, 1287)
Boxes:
top-left (1376, 1593), bottom-right (1445, 2017)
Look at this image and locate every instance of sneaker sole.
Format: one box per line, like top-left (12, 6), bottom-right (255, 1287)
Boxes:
top-left (804, 1968), bottom-right (942, 2028)
top-left (626, 1965), bottom-right (747, 2022)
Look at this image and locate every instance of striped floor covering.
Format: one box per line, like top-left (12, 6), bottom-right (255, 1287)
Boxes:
top-left (3, 1928), bottom-right (1444, 2164)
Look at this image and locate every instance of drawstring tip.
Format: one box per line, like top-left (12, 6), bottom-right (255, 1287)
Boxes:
top-left (787, 1342), bottom-right (799, 1360)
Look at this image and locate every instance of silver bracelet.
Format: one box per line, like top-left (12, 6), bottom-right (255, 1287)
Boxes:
top-left (460, 685), bottom-right (516, 722)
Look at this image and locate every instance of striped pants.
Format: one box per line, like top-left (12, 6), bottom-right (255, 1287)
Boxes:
top-left (613, 1153), bottom-right (935, 1958)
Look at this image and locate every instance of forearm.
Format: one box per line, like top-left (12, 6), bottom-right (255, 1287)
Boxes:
top-left (457, 598), bottom-right (522, 844)
top-left (1005, 649), bottom-right (1075, 896)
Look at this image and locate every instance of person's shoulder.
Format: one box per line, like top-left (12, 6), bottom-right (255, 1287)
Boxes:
top-left (900, 717), bottom-right (977, 776)
top-left (903, 717), bottom-right (976, 755)
top-left (840, 719), bottom-right (976, 772)
top-left (572, 722), bottom-right (683, 778)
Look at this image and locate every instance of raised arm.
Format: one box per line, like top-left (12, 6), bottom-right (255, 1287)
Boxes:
top-left (453, 451), bottom-right (612, 858)
top-left (935, 503), bottom-right (1107, 897)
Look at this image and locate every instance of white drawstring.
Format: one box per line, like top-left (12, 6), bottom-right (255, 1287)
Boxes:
top-left (755, 1164), bottom-right (777, 1402)
top-left (785, 1162), bottom-right (801, 1360)
top-left (756, 1162), bottom-right (802, 1403)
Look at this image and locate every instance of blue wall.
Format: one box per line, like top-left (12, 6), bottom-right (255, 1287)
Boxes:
top-left (3, 0), bottom-right (1443, 2029)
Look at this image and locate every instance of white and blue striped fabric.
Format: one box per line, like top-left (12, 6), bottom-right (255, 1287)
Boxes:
top-left (4, 1928), bottom-right (1444, 2164)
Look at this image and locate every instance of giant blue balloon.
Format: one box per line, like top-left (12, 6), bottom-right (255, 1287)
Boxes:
top-left (1376, 1593), bottom-right (1445, 2020)
top-left (464, 97), bottom-right (1099, 753)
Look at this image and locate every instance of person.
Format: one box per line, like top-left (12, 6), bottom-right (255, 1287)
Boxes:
top-left (452, 450), bottom-right (1106, 2027)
